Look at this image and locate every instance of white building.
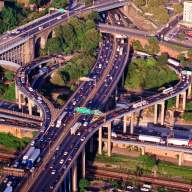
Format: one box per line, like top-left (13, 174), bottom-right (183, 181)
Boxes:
top-left (183, 1), bottom-right (192, 24)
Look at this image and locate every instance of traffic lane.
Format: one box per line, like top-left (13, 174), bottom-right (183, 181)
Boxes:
top-left (35, 39), bottom-right (127, 190)
top-left (27, 36), bottom-right (115, 190)
top-left (35, 132), bottom-right (87, 192)
top-left (30, 134), bottom-right (73, 192)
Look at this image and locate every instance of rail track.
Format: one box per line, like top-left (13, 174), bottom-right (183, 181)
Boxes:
top-left (87, 166), bottom-right (192, 192)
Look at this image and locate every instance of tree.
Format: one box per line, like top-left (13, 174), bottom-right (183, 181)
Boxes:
top-left (146, 37), bottom-right (160, 54)
top-left (177, 54), bottom-right (185, 64)
top-left (134, 0), bottom-right (145, 7)
top-left (52, 0), bottom-right (68, 8)
top-left (0, 84), bottom-right (4, 95)
top-left (173, 3), bottom-right (183, 15)
top-left (2, 7), bottom-right (17, 30)
top-left (62, 24), bottom-right (77, 52)
top-left (132, 40), bottom-right (143, 51)
top-left (5, 71), bottom-right (14, 81)
top-left (187, 48), bottom-right (192, 59)
top-left (81, 28), bottom-right (100, 53)
top-left (45, 38), bottom-right (63, 54)
top-left (158, 53), bottom-right (168, 65)
top-left (79, 179), bottom-right (90, 192)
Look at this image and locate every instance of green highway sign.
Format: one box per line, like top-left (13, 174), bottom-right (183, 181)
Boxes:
top-left (75, 107), bottom-right (92, 114)
top-left (59, 8), bottom-right (65, 13)
top-left (75, 107), bottom-right (103, 115)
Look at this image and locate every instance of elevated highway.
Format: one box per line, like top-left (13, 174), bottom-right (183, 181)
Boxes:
top-left (98, 23), bottom-right (192, 48)
top-left (0, 0), bottom-right (129, 66)
top-left (0, 2), bottom-right (192, 192)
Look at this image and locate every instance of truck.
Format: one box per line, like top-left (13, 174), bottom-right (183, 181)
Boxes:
top-left (22, 146), bottom-right (35, 164)
top-left (167, 58), bottom-right (180, 67)
top-left (56, 119), bottom-right (62, 128)
top-left (111, 131), bottom-right (117, 138)
top-left (119, 47), bottom-right (123, 56)
top-left (167, 138), bottom-right (189, 146)
top-left (182, 70), bottom-right (192, 76)
top-left (162, 87), bottom-right (173, 94)
top-left (3, 186), bottom-right (13, 192)
top-left (26, 148), bottom-right (40, 169)
top-left (138, 135), bottom-right (165, 144)
top-left (71, 122), bottom-right (82, 135)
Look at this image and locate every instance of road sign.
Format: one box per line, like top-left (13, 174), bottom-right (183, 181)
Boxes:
top-left (59, 8), bottom-right (65, 13)
top-left (75, 107), bottom-right (102, 115)
top-left (75, 107), bottom-right (92, 114)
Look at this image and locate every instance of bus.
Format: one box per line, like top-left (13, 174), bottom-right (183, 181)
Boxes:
top-left (162, 87), bottom-right (173, 94)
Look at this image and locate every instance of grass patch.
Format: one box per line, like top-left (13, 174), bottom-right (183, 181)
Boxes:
top-left (0, 132), bottom-right (31, 151)
top-left (91, 153), bottom-right (192, 183)
top-left (0, 83), bottom-right (15, 101)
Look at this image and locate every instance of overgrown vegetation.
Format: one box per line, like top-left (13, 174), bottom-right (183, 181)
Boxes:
top-left (0, 68), bottom-right (15, 101)
top-left (183, 101), bottom-right (192, 121)
top-left (43, 13), bottom-right (100, 105)
top-left (0, 132), bottom-right (30, 150)
top-left (133, 0), bottom-right (182, 25)
top-left (0, 2), bottom-right (30, 34)
top-left (89, 153), bottom-right (192, 183)
top-left (124, 56), bottom-right (178, 90)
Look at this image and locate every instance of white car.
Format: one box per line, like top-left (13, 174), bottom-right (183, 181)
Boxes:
top-left (64, 152), bottom-right (68, 156)
top-left (38, 26), bottom-right (43, 30)
top-left (57, 16), bottom-right (62, 20)
top-left (51, 170), bottom-right (56, 175)
top-left (59, 159), bottom-right (64, 164)
top-left (80, 137), bottom-right (85, 142)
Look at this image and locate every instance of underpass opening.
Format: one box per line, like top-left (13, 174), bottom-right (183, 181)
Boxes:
top-left (35, 38), bottom-right (41, 58)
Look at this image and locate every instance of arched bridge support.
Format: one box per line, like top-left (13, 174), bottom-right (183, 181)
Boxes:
top-left (176, 91), bottom-right (187, 111)
top-left (153, 101), bottom-right (165, 125)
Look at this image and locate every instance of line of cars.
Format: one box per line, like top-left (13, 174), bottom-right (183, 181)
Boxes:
top-left (28, 33), bottom-right (129, 191)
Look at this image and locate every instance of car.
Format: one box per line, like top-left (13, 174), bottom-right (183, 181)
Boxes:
top-left (7, 181), bottom-right (12, 186)
top-left (59, 159), bottom-right (64, 164)
top-left (31, 141), bottom-right (35, 146)
top-left (83, 122), bottom-right (88, 127)
top-left (80, 137), bottom-right (85, 142)
top-left (77, 132), bottom-right (81, 136)
top-left (51, 170), bottom-right (56, 175)
top-left (68, 157), bottom-right (72, 161)
top-left (64, 152), bottom-right (68, 156)
top-left (57, 16), bottom-right (62, 20)
top-left (56, 146), bottom-right (59, 150)
top-left (3, 178), bottom-right (8, 183)
top-left (30, 167), bottom-right (35, 173)
top-left (38, 26), bottom-right (43, 30)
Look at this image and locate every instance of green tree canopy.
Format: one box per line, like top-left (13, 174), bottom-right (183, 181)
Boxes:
top-left (45, 37), bottom-right (63, 54)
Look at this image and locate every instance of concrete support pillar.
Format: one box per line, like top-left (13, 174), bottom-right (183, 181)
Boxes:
top-left (98, 127), bottom-right (102, 155)
top-left (28, 99), bottom-right (33, 116)
top-left (72, 161), bottom-right (77, 192)
top-left (121, 72), bottom-right (124, 87)
top-left (141, 147), bottom-right (145, 155)
top-left (123, 115), bottom-right (127, 133)
top-left (154, 104), bottom-right (158, 124)
top-left (82, 148), bottom-right (86, 178)
top-left (182, 91), bottom-right (186, 111)
top-left (160, 101), bottom-right (165, 126)
top-left (15, 85), bottom-right (18, 101)
top-left (24, 37), bottom-right (34, 64)
top-left (178, 152), bottom-right (183, 166)
top-left (188, 84), bottom-right (191, 98)
top-left (130, 113), bottom-right (134, 134)
top-left (39, 108), bottom-right (43, 118)
top-left (18, 92), bottom-right (22, 109)
top-left (107, 123), bottom-right (112, 157)
top-left (176, 95), bottom-right (180, 109)
top-left (40, 36), bottom-right (47, 50)
top-left (89, 137), bottom-right (94, 153)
